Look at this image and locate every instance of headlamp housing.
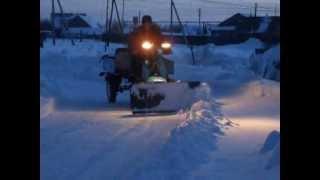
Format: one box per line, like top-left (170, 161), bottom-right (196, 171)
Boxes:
top-left (142, 41), bottom-right (153, 50)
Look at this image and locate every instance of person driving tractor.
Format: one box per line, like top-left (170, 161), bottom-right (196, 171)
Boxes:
top-left (104, 15), bottom-right (173, 103)
top-left (128, 15), bottom-right (163, 56)
top-left (128, 15), bottom-right (169, 82)
top-left (100, 14), bottom-right (203, 114)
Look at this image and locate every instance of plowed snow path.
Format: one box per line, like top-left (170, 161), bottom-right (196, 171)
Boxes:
top-left (41, 103), bottom-right (187, 180)
top-left (40, 40), bottom-right (279, 180)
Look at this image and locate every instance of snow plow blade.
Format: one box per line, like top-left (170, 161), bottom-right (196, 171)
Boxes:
top-left (130, 81), bottom-right (210, 114)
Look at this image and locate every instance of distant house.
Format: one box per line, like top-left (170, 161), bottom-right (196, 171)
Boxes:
top-left (219, 13), bottom-right (258, 33)
top-left (211, 13), bottom-right (280, 44)
top-left (264, 16), bottom-right (280, 41)
top-left (51, 13), bottom-right (101, 37)
top-left (218, 13), bottom-right (279, 33)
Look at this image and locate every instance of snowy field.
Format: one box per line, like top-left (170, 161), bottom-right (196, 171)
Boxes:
top-left (40, 39), bottom-right (279, 180)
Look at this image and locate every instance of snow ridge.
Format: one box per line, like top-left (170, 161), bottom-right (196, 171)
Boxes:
top-left (261, 130), bottom-right (280, 170)
top-left (40, 97), bottom-right (55, 119)
top-left (134, 100), bottom-right (232, 180)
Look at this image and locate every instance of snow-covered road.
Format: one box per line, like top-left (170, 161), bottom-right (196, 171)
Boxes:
top-left (40, 39), bottom-right (279, 180)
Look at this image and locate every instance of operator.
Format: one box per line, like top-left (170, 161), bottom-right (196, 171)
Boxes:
top-left (128, 15), bottom-right (168, 82)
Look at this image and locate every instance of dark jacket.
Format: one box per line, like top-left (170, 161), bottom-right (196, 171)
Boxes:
top-left (127, 23), bottom-right (165, 82)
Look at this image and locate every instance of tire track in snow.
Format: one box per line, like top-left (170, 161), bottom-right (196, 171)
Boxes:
top-left (64, 116), bottom-right (181, 180)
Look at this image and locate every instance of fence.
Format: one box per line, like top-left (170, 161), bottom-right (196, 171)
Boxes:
top-left (44, 19), bottom-right (279, 46)
top-left (121, 20), bottom-right (221, 35)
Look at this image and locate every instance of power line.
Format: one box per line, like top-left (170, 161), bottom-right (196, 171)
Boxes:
top-left (200, 0), bottom-right (278, 10)
top-left (201, 0), bottom-right (252, 9)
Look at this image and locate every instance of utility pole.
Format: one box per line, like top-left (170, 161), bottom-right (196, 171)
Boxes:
top-left (171, 0), bottom-right (196, 65)
top-left (170, 0), bottom-right (173, 35)
top-left (254, 2), bottom-right (258, 17)
top-left (57, 0), bottom-right (74, 45)
top-left (198, 8), bottom-right (201, 29)
top-left (106, 0), bottom-right (109, 32)
top-left (56, 0), bottom-right (64, 14)
top-left (106, 0), bottom-right (124, 48)
top-left (122, 0), bottom-right (125, 25)
top-left (51, 0), bottom-right (56, 45)
top-left (107, 0), bottom-right (115, 48)
top-left (274, 6), bottom-right (277, 16)
top-left (105, 0), bottom-right (109, 51)
top-left (138, 10), bottom-right (141, 24)
top-left (112, 0), bottom-right (123, 34)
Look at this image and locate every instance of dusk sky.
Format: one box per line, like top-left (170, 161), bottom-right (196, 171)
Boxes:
top-left (40, 0), bottom-right (280, 24)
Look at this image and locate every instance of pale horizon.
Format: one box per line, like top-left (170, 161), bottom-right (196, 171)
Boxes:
top-left (41, 0), bottom-right (280, 24)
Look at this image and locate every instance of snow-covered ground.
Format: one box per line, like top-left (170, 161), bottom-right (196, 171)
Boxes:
top-left (40, 38), bottom-right (279, 180)
top-left (250, 44), bottom-right (280, 81)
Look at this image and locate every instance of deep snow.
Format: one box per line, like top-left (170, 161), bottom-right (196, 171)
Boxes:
top-left (250, 44), bottom-right (280, 81)
top-left (40, 38), bottom-right (280, 180)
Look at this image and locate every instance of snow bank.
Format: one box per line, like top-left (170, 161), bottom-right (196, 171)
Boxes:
top-left (213, 38), bottom-right (265, 60)
top-left (260, 130), bottom-right (280, 154)
top-left (260, 130), bottom-right (280, 170)
top-left (40, 39), bottom-right (112, 115)
top-left (265, 141), bottom-right (280, 170)
top-left (40, 39), bottom-right (113, 92)
top-left (128, 78), bottom-right (230, 179)
top-left (166, 100), bottom-right (231, 157)
top-left (167, 38), bottom-right (263, 66)
top-left (40, 97), bottom-right (55, 119)
top-left (161, 101), bottom-right (230, 179)
top-left (41, 39), bottom-right (125, 58)
top-left (134, 100), bottom-right (232, 180)
top-left (40, 62), bottom-right (59, 119)
top-left (250, 44), bottom-right (280, 81)
top-left (168, 39), bottom-right (265, 93)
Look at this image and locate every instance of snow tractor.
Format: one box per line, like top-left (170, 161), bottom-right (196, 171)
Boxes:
top-left (99, 39), bottom-right (206, 114)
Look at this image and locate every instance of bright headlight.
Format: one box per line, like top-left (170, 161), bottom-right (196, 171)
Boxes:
top-left (142, 41), bottom-right (153, 50)
top-left (161, 42), bottom-right (171, 49)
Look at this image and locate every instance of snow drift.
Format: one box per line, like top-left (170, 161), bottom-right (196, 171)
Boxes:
top-left (133, 99), bottom-right (232, 180)
top-left (265, 141), bottom-right (280, 170)
top-left (260, 130), bottom-right (280, 154)
top-left (250, 44), bottom-right (280, 81)
top-left (261, 130), bottom-right (280, 170)
top-left (40, 97), bottom-right (55, 119)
